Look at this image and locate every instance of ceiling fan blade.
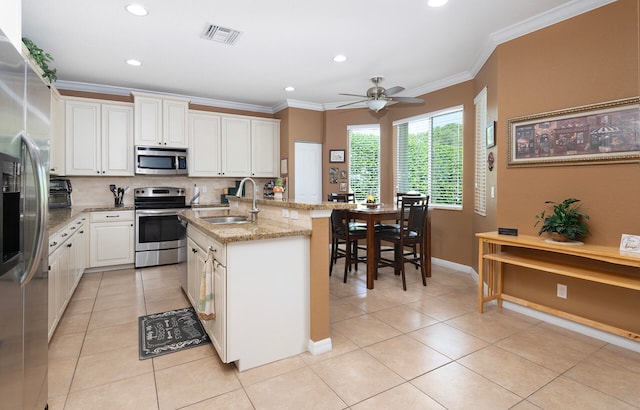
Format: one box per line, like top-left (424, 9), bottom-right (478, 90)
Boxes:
top-left (389, 96), bottom-right (424, 103)
top-left (336, 99), bottom-right (369, 108)
top-left (339, 93), bottom-right (368, 98)
top-left (384, 86), bottom-right (405, 96)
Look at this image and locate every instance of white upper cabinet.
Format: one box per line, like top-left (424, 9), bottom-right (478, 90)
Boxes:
top-left (189, 112), bottom-right (222, 176)
top-left (49, 87), bottom-right (65, 175)
top-left (101, 104), bottom-right (134, 176)
top-left (188, 112), bottom-right (280, 178)
top-left (251, 119), bottom-right (280, 177)
top-left (65, 98), bottom-right (133, 176)
top-left (221, 116), bottom-right (251, 177)
top-left (133, 92), bottom-right (189, 148)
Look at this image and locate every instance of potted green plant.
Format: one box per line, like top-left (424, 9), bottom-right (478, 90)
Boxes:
top-left (22, 38), bottom-right (57, 83)
top-left (534, 198), bottom-right (589, 242)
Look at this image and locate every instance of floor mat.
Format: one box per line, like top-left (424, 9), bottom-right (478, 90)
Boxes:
top-left (138, 307), bottom-right (210, 360)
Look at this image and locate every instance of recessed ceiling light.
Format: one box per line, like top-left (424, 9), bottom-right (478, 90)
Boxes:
top-left (333, 54), bottom-right (347, 63)
top-left (284, 86), bottom-right (295, 92)
top-left (125, 4), bottom-right (148, 16)
top-left (428, 0), bottom-right (448, 7)
top-left (126, 59), bottom-right (142, 66)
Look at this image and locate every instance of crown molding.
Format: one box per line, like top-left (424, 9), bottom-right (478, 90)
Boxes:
top-left (54, 80), bottom-right (274, 114)
top-left (273, 99), bottom-right (325, 113)
top-left (490, 0), bottom-right (617, 46)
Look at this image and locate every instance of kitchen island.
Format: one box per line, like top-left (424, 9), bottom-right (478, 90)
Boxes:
top-left (179, 198), bottom-right (353, 370)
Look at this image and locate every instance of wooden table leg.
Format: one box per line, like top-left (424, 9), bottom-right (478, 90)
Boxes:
top-left (366, 216), bottom-right (375, 289)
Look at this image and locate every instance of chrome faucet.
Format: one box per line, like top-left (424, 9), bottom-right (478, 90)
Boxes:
top-left (236, 177), bottom-right (259, 222)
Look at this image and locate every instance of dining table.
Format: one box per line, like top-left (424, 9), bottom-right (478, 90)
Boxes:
top-left (349, 203), bottom-right (432, 289)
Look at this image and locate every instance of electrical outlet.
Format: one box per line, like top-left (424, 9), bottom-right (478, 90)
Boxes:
top-left (557, 284), bottom-right (567, 299)
top-left (290, 210), bottom-right (299, 220)
top-left (282, 209), bottom-right (289, 218)
top-left (201, 185), bottom-right (207, 193)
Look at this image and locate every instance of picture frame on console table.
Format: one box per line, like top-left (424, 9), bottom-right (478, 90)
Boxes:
top-left (507, 97), bottom-right (640, 167)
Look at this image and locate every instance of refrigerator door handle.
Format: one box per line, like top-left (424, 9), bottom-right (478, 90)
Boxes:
top-left (18, 131), bottom-right (48, 287)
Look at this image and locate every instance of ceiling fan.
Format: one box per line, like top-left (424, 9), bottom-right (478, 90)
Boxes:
top-left (337, 76), bottom-right (424, 112)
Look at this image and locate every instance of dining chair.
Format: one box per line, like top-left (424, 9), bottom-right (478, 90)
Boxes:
top-left (375, 196), bottom-right (429, 290)
top-left (329, 209), bottom-right (367, 283)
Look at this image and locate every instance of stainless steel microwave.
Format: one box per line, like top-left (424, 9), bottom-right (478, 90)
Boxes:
top-left (135, 146), bottom-right (188, 175)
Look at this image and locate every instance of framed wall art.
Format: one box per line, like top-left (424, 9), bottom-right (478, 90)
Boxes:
top-left (486, 121), bottom-right (496, 148)
top-left (507, 97), bottom-right (640, 167)
top-left (329, 150), bottom-right (345, 163)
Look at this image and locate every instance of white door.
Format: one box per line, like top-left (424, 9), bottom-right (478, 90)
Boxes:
top-left (294, 142), bottom-right (322, 203)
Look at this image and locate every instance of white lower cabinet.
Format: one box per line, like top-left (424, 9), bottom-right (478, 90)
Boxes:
top-left (187, 227), bottom-right (227, 361)
top-left (89, 211), bottom-right (135, 268)
top-left (48, 215), bottom-right (88, 340)
top-left (186, 224), bottom-right (308, 371)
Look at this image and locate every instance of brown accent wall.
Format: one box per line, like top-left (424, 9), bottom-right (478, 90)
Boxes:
top-left (494, 0), bottom-right (640, 331)
top-left (472, 51), bottom-right (499, 268)
top-left (497, 0), bottom-right (639, 246)
top-left (275, 107), bottom-right (325, 199)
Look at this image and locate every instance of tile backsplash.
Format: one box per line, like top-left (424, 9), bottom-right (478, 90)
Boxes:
top-left (67, 176), bottom-right (272, 207)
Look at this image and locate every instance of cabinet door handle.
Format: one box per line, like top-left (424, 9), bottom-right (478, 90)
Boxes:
top-left (66, 243), bottom-right (72, 248)
top-left (79, 230), bottom-right (84, 234)
top-left (105, 215), bottom-right (120, 218)
top-left (192, 248), bottom-right (197, 253)
top-left (49, 241), bottom-right (58, 247)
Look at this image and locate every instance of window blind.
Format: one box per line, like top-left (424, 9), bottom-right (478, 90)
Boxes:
top-left (395, 108), bottom-right (463, 208)
top-left (474, 87), bottom-right (487, 216)
top-left (348, 125), bottom-right (380, 202)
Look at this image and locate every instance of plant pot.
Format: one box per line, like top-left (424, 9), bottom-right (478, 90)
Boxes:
top-left (550, 232), bottom-right (570, 242)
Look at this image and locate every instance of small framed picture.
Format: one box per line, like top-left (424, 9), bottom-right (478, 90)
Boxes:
top-left (339, 182), bottom-right (347, 192)
top-left (340, 170), bottom-right (347, 179)
top-left (620, 234), bottom-right (640, 254)
top-left (329, 150), bottom-right (345, 163)
top-left (486, 121), bottom-right (496, 148)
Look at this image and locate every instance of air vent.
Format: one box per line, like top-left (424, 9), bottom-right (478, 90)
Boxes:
top-left (201, 24), bottom-right (242, 45)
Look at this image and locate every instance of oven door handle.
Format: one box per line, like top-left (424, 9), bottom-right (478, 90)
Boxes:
top-left (136, 209), bottom-right (185, 217)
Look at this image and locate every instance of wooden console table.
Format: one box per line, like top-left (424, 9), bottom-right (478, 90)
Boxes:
top-left (477, 231), bottom-right (640, 341)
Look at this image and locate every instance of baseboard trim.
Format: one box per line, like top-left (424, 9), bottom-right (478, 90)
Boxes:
top-left (502, 301), bottom-right (640, 353)
top-left (450, 258), bottom-right (640, 353)
top-left (308, 338), bottom-right (332, 355)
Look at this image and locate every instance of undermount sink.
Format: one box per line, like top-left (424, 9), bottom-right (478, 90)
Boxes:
top-left (202, 216), bottom-right (251, 225)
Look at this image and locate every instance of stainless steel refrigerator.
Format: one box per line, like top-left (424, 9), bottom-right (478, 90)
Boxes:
top-left (0, 30), bottom-right (50, 409)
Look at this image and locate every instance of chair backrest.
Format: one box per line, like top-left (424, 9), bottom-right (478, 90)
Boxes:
top-left (328, 193), bottom-right (355, 203)
top-left (330, 209), bottom-right (348, 236)
top-left (399, 196), bottom-right (428, 241)
top-left (396, 192), bottom-right (429, 206)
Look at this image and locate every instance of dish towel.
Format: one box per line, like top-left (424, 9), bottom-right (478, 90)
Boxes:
top-left (198, 248), bottom-right (216, 321)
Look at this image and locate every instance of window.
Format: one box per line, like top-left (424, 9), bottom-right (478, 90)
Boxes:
top-left (474, 88), bottom-right (488, 216)
top-left (395, 108), bottom-right (463, 209)
top-left (348, 125), bottom-right (380, 202)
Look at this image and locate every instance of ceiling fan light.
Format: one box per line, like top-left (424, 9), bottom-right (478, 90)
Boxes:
top-left (367, 99), bottom-right (387, 112)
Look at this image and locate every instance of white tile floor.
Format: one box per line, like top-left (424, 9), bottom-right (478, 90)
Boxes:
top-left (48, 259), bottom-right (640, 409)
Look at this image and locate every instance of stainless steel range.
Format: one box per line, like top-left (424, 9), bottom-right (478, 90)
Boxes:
top-left (134, 187), bottom-right (189, 268)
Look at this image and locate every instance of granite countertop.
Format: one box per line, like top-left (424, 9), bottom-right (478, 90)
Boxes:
top-left (179, 209), bottom-right (312, 244)
top-left (190, 202), bottom-right (229, 209)
top-left (48, 205), bottom-right (135, 235)
top-left (48, 203), bottom-right (229, 235)
top-left (231, 197), bottom-right (356, 210)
